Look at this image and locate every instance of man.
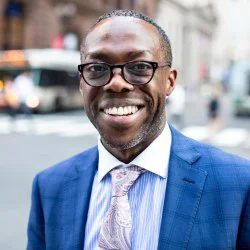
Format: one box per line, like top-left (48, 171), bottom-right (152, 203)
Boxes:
top-left (13, 71), bottom-right (34, 117)
top-left (27, 10), bottom-right (250, 250)
top-left (3, 77), bottom-right (19, 120)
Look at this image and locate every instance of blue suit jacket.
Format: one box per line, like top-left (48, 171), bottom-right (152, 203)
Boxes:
top-left (27, 126), bottom-right (250, 249)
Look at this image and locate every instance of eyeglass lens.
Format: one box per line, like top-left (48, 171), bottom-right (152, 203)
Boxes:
top-left (82, 61), bottom-right (154, 86)
top-left (124, 62), bottom-right (153, 85)
top-left (83, 63), bottom-right (110, 87)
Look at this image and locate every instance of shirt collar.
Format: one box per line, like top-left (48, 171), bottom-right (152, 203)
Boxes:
top-left (97, 123), bottom-right (172, 182)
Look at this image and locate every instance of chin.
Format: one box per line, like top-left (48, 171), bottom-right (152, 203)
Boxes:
top-left (97, 113), bottom-right (165, 152)
top-left (101, 132), bottom-right (144, 151)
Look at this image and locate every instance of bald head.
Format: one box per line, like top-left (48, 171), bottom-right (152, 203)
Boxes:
top-left (80, 10), bottom-right (172, 66)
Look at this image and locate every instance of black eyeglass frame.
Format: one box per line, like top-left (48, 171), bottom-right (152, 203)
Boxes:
top-left (78, 60), bottom-right (170, 87)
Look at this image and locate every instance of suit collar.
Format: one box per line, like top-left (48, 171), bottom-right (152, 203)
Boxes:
top-left (158, 125), bottom-right (207, 249)
top-left (97, 124), bottom-right (172, 182)
top-left (169, 125), bottom-right (201, 164)
top-left (63, 126), bottom-right (207, 248)
top-left (63, 146), bottom-right (99, 181)
top-left (68, 125), bottom-right (200, 181)
top-left (59, 146), bottom-right (98, 249)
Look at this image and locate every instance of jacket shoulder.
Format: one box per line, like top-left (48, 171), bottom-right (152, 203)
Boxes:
top-left (190, 138), bottom-right (250, 190)
top-left (170, 125), bottom-right (250, 173)
top-left (35, 146), bottom-right (98, 183)
top-left (194, 139), bottom-right (250, 169)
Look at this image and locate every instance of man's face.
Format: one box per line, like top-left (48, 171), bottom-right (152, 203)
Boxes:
top-left (80, 17), bottom-right (176, 160)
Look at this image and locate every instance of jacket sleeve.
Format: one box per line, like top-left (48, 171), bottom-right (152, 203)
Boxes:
top-left (237, 190), bottom-right (250, 249)
top-left (27, 174), bottom-right (46, 250)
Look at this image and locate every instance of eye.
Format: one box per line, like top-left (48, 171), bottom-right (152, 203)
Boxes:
top-left (86, 64), bottom-right (108, 73)
top-left (126, 62), bottom-right (153, 75)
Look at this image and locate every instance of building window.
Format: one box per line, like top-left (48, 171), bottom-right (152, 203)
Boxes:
top-left (3, 1), bottom-right (24, 49)
top-left (116, 0), bottom-right (122, 9)
top-left (115, 0), bottom-right (136, 10)
top-left (130, 0), bottom-right (135, 9)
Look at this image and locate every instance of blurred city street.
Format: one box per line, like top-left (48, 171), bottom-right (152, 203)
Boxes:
top-left (0, 0), bottom-right (250, 249)
top-left (0, 92), bottom-right (249, 249)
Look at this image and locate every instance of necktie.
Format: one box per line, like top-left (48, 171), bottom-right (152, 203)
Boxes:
top-left (98, 165), bottom-right (145, 250)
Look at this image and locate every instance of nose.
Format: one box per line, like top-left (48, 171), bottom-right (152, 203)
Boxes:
top-left (103, 68), bottom-right (134, 93)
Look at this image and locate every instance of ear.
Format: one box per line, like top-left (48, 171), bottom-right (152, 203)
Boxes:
top-left (166, 69), bottom-right (177, 96)
top-left (79, 74), bottom-right (84, 96)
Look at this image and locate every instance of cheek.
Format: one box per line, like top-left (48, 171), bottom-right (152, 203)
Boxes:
top-left (81, 84), bottom-right (98, 111)
top-left (144, 75), bottom-right (167, 108)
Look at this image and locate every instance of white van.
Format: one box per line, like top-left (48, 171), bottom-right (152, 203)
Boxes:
top-left (0, 49), bottom-right (82, 112)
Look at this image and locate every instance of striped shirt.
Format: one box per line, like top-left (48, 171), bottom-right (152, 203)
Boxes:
top-left (84, 124), bottom-right (172, 250)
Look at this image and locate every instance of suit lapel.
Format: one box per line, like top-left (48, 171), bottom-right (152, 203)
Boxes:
top-left (62, 147), bottom-right (98, 250)
top-left (158, 126), bottom-right (207, 250)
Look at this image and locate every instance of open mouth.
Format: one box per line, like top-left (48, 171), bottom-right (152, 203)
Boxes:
top-left (103, 105), bottom-right (141, 116)
top-left (100, 104), bottom-right (146, 128)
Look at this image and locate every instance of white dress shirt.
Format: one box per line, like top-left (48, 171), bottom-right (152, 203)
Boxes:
top-left (84, 123), bottom-right (172, 250)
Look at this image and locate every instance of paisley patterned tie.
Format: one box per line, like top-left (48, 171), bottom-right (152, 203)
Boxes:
top-left (98, 165), bottom-right (146, 250)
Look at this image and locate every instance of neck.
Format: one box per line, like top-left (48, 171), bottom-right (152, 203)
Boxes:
top-left (101, 123), bottom-right (166, 163)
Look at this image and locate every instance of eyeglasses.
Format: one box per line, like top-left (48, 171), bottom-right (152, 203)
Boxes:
top-left (78, 60), bottom-right (170, 87)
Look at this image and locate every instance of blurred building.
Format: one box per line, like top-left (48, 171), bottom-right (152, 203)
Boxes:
top-left (185, 0), bottom-right (250, 62)
top-left (0, 0), bottom-right (217, 91)
top-left (211, 0), bottom-right (250, 85)
top-left (0, 0), bottom-right (158, 50)
top-left (156, 0), bottom-right (217, 91)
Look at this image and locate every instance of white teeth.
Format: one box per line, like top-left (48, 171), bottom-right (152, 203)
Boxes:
top-left (111, 107), bottom-right (117, 115)
top-left (128, 106), bottom-right (132, 114)
top-left (104, 106), bottom-right (139, 116)
top-left (123, 107), bottom-right (128, 115)
top-left (117, 107), bottom-right (123, 115)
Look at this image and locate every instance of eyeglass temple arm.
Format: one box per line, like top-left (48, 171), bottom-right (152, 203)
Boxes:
top-left (158, 63), bottom-right (171, 68)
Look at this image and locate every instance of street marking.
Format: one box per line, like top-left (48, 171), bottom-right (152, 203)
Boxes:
top-left (244, 135), bottom-right (250, 148)
top-left (60, 123), bottom-right (97, 137)
top-left (181, 126), bottom-right (249, 148)
top-left (181, 126), bottom-right (210, 141)
top-left (0, 116), bottom-right (249, 149)
top-left (32, 120), bottom-right (74, 135)
top-left (0, 116), bottom-right (97, 137)
top-left (212, 128), bottom-right (248, 147)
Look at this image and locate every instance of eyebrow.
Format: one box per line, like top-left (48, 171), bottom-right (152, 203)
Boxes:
top-left (127, 50), bottom-right (153, 59)
top-left (85, 50), bottom-right (152, 61)
top-left (85, 51), bottom-right (111, 61)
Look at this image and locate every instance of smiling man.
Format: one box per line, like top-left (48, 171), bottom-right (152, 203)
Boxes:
top-left (27, 10), bottom-right (250, 250)
top-left (79, 12), bottom-right (176, 164)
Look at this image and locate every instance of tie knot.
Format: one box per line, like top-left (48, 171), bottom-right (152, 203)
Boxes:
top-left (110, 165), bottom-right (145, 197)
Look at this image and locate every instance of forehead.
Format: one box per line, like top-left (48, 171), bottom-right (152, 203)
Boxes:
top-left (84, 16), bottom-right (161, 61)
